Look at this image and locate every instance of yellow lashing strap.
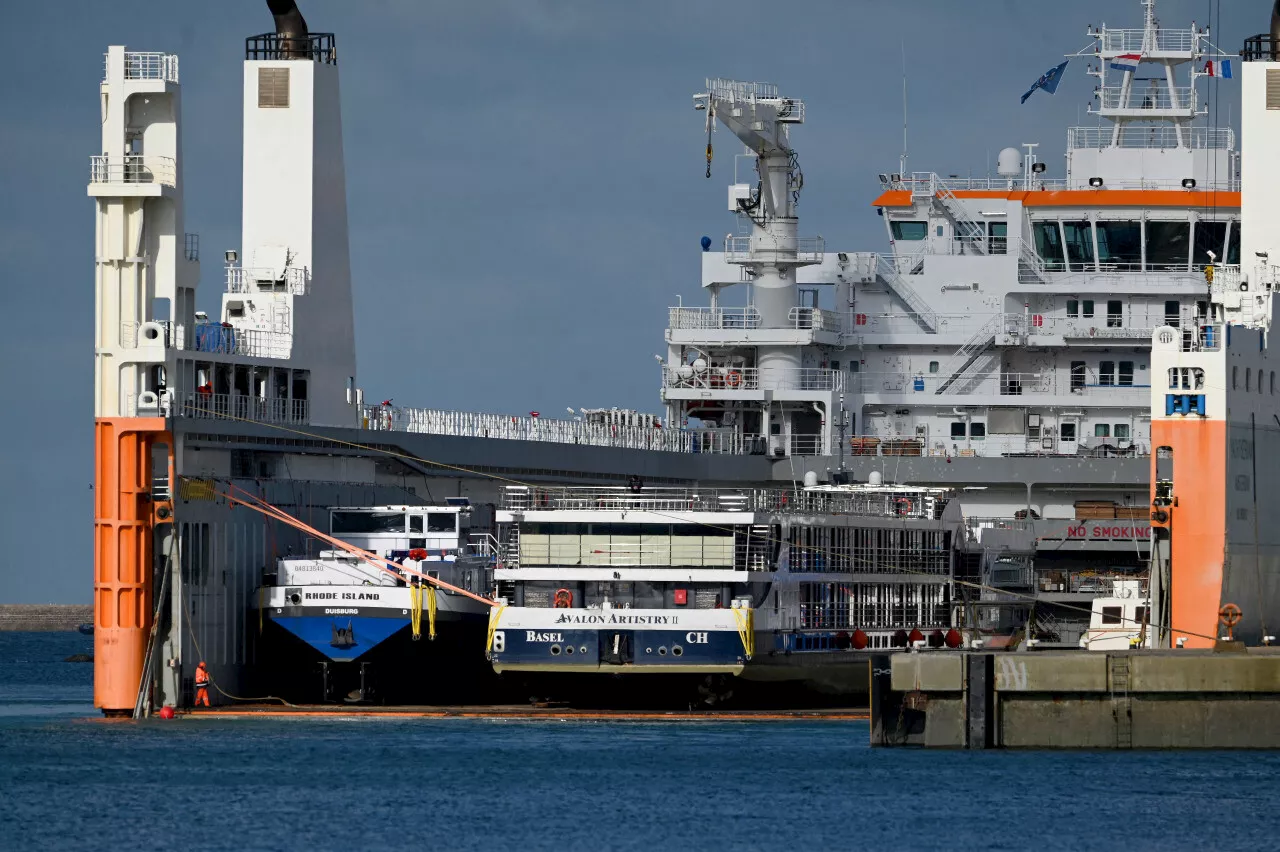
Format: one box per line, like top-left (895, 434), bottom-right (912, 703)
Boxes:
top-left (410, 585), bottom-right (423, 640)
top-left (426, 585), bottom-right (438, 641)
top-left (485, 605), bottom-right (507, 653)
top-left (733, 607), bottom-right (754, 660)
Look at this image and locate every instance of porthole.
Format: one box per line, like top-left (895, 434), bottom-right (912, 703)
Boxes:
top-left (580, 646), bottom-right (588, 655)
top-left (565, 645), bottom-right (574, 655)
top-left (658, 646), bottom-right (668, 656)
top-left (550, 644), bottom-right (561, 656)
top-left (672, 645), bottom-right (684, 657)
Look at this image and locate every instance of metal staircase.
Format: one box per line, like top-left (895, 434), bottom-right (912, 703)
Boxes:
top-left (933, 181), bottom-right (988, 254)
top-left (874, 254), bottom-right (938, 333)
top-left (1017, 225), bottom-right (1049, 285)
top-left (735, 524), bottom-right (773, 572)
top-left (935, 316), bottom-right (1000, 394)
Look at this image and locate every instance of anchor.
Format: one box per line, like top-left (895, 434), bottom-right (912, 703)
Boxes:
top-left (330, 619), bottom-right (356, 649)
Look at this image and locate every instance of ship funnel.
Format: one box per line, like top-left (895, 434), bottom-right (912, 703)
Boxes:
top-left (1272, 1), bottom-right (1280, 42)
top-left (267, 0), bottom-right (309, 58)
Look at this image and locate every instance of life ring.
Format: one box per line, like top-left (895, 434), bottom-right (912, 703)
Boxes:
top-left (408, 548), bottom-right (428, 561)
top-left (895, 497), bottom-right (914, 515)
top-left (1219, 603), bottom-right (1242, 629)
top-left (553, 588), bottom-right (573, 608)
top-left (726, 370), bottom-right (743, 388)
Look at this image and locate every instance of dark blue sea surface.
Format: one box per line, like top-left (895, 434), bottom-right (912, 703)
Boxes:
top-left (1, 632), bottom-right (1279, 851)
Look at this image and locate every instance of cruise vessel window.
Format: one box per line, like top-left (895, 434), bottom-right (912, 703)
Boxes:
top-left (950, 422), bottom-right (966, 439)
top-left (1096, 221), bottom-right (1142, 271)
top-left (1082, 300), bottom-right (1095, 318)
top-left (1115, 424), bottom-right (1131, 440)
top-left (988, 222), bottom-right (1008, 254)
top-left (1118, 361), bottom-right (1134, 386)
top-left (1146, 221), bottom-right (1190, 270)
top-left (427, 513), bottom-right (456, 533)
top-left (1095, 424), bottom-right (1111, 438)
top-left (1107, 300), bottom-right (1123, 327)
top-left (1062, 221), bottom-right (1095, 271)
top-left (1067, 299), bottom-right (1079, 318)
top-left (1193, 220), bottom-right (1228, 267)
top-left (1033, 222), bottom-right (1066, 271)
top-left (1099, 361), bottom-right (1116, 386)
top-left (1061, 423), bottom-right (1077, 442)
top-left (1070, 361), bottom-right (1086, 391)
top-left (970, 422), bottom-right (986, 439)
top-left (1164, 300), bottom-right (1180, 326)
top-left (1226, 221), bottom-right (1240, 264)
top-left (890, 221), bottom-right (927, 241)
top-left (929, 361), bottom-right (939, 373)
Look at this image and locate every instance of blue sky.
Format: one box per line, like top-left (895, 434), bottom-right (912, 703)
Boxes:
top-left (0, 0), bottom-right (1253, 602)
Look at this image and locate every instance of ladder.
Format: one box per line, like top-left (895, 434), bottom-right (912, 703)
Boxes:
top-left (1110, 655), bottom-right (1133, 749)
top-left (935, 316), bottom-right (1000, 394)
top-left (874, 254), bottom-right (938, 332)
top-left (933, 180), bottom-right (988, 254)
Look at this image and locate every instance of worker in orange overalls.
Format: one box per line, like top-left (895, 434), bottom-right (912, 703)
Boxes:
top-left (194, 661), bottom-right (211, 707)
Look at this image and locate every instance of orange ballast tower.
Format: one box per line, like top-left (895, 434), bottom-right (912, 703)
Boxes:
top-left (89, 47), bottom-right (193, 713)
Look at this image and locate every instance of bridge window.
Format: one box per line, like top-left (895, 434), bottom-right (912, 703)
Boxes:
top-left (1096, 221), bottom-right (1142, 271)
top-left (988, 222), bottom-right (1008, 254)
top-left (1193, 220), bottom-right (1227, 267)
top-left (1226, 221), bottom-right (1240, 264)
top-left (1115, 423), bottom-right (1131, 440)
top-left (1119, 361), bottom-right (1134, 386)
top-left (1033, 222), bottom-right (1065, 271)
top-left (331, 511), bottom-right (406, 535)
top-left (427, 513), bottom-right (457, 533)
top-left (1146, 221), bottom-right (1190, 271)
top-left (1095, 423), bottom-right (1111, 438)
top-left (1062, 221), bottom-right (1095, 271)
top-left (1102, 606), bottom-right (1123, 625)
top-left (1099, 361), bottom-right (1115, 386)
top-left (890, 221), bottom-right (927, 241)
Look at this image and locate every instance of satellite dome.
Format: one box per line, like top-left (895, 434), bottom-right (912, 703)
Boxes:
top-left (997, 147), bottom-right (1021, 177)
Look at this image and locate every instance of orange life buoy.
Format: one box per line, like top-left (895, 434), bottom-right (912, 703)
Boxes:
top-left (726, 370), bottom-right (743, 388)
top-left (408, 548), bottom-right (428, 561)
top-left (895, 497), bottom-right (914, 515)
top-left (554, 588), bottom-right (573, 608)
top-left (1219, 603), bottom-right (1242, 640)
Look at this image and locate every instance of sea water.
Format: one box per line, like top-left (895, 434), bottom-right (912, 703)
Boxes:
top-left (1, 632), bottom-right (1278, 852)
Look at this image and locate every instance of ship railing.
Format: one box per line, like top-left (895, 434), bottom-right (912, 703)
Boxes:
top-left (1067, 125), bottom-right (1235, 150)
top-left (1098, 28), bottom-right (1195, 54)
top-left (130, 391), bottom-right (309, 424)
top-left (724, 235), bottom-right (825, 264)
top-left (850, 370), bottom-right (1150, 401)
top-left (1097, 85), bottom-right (1195, 111)
top-left (89, 155), bottom-right (176, 187)
top-left (788, 307), bottom-right (843, 331)
top-left (117, 320), bottom-right (291, 359)
top-left (360, 406), bottom-right (747, 454)
top-left (851, 311), bottom-right (1001, 337)
top-left (663, 366), bottom-right (844, 392)
top-left (467, 533), bottom-right (502, 560)
top-left (706, 78), bottom-right (778, 101)
top-left (884, 173), bottom-right (1069, 193)
top-left (105, 52), bottom-right (180, 83)
top-left (226, 266), bottom-right (310, 295)
top-left (668, 306), bottom-right (761, 330)
top-left (501, 485), bottom-right (945, 518)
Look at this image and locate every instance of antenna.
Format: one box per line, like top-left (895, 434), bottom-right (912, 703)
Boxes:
top-left (900, 40), bottom-right (908, 177)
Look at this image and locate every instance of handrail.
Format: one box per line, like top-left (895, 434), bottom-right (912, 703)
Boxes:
top-left (226, 266), bottom-right (309, 295)
top-left (89, 155), bottom-right (176, 188)
top-left (663, 366), bottom-right (844, 392)
top-left (874, 253), bottom-right (937, 332)
top-left (668, 306), bottom-right (761, 330)
top-left (105, 52), bottom-right (179, 83)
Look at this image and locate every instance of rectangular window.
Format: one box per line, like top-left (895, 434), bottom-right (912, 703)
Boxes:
top-left (1099, 361), bottom-right (1116, 386)
top-left (988, 222), bottom-right (1008, 254)
top-left (890, 221), bottom-right (927, 241)
top-left (1082, 300), bottom-right (1095, 318)
top-left (409, 515), bottom-right (424, 534)
top-left (1067, 299), bottom-right (1079, 318)
top-left (936, 225), bottom-right (945, 238)
top-left (1107, 300), bottom-right (1123, 328)
top-left (1061, 423), bottom-right (1077, 442)
top-left (1226, 222), bottom-right (1240, 264)
top-left (1165, 300), bottom-right (1180, 326)
top-left (1033, 222), bottom-right (1065, 271)
top-left (258, 67), bottom-right (290, 108)
top-left (929, 361), bottom-right (939, 373)
top-left (1096, 221), bottom-right (1142, 270)
top-left (1070, 361), bottom-right (1086, 391)
top-left (830, 361), bottom-right (840, 371)
top-left (1062, 221), bottom-right (1095, 271)
top-left (331, 511), bottom-right (405, 535)
top-left (950, 422), bottom-right (966, 439)
top-left (1102, 606), bottom-right (1123, 625)
top-left (1115, 423), bottom-right (1131, 440)
top-left (1193, 221), bottom-right (1227, 268)
top-left (1118, 361), bottom-right (1134, 386)
top-left (1146, 221), bottom-right (1190, 271)
top-left (1135, 606), bottom-right (1149, 625)
top-left (970, 422), bottom-right (986, 439)
top-left (1095, 423), bottom-right (1111, 438)
top-left (427, 513), bottom-right (456, 533)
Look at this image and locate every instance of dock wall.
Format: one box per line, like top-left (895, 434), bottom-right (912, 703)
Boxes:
top-left (0, 605), bottom-right (94, 632)
top-left (871, 649), bottom-right (1280, 749)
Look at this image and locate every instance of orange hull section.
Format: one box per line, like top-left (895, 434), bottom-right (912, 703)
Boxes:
top-left (94, 417), bottom-right (168, 712)
top-left (1151, 419), bottom-right (1226, 649)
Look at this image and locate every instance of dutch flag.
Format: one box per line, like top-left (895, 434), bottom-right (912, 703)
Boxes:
top-left (1110, 53), bottom-right (1142, 73)
top-left (1204, 59), bottom-right (1233, 79)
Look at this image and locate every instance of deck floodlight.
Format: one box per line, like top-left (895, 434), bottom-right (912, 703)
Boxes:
top-left (1031, 162), bottom-right (1047, 174)
top-left (1182, 178), bottom-right (1197, 189)
top-left (1089, 176), bottom-right (1104, 187)
top-left (224, 249), bottom-right (238, 264)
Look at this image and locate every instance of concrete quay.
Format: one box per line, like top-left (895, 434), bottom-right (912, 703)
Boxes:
top-left (870, 649), bottom-right (1280, 749)
top-left (0, 605), bottom-right (93, 632)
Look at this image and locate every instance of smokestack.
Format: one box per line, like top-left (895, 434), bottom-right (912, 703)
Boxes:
top-left (267, 0), bottom-right (310, 58)
top-left (1272, 1), bottom-right (1280, 43)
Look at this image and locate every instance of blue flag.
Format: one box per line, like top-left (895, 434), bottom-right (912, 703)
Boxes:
top-left (1021, 60), bottom-right (1069, 104)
